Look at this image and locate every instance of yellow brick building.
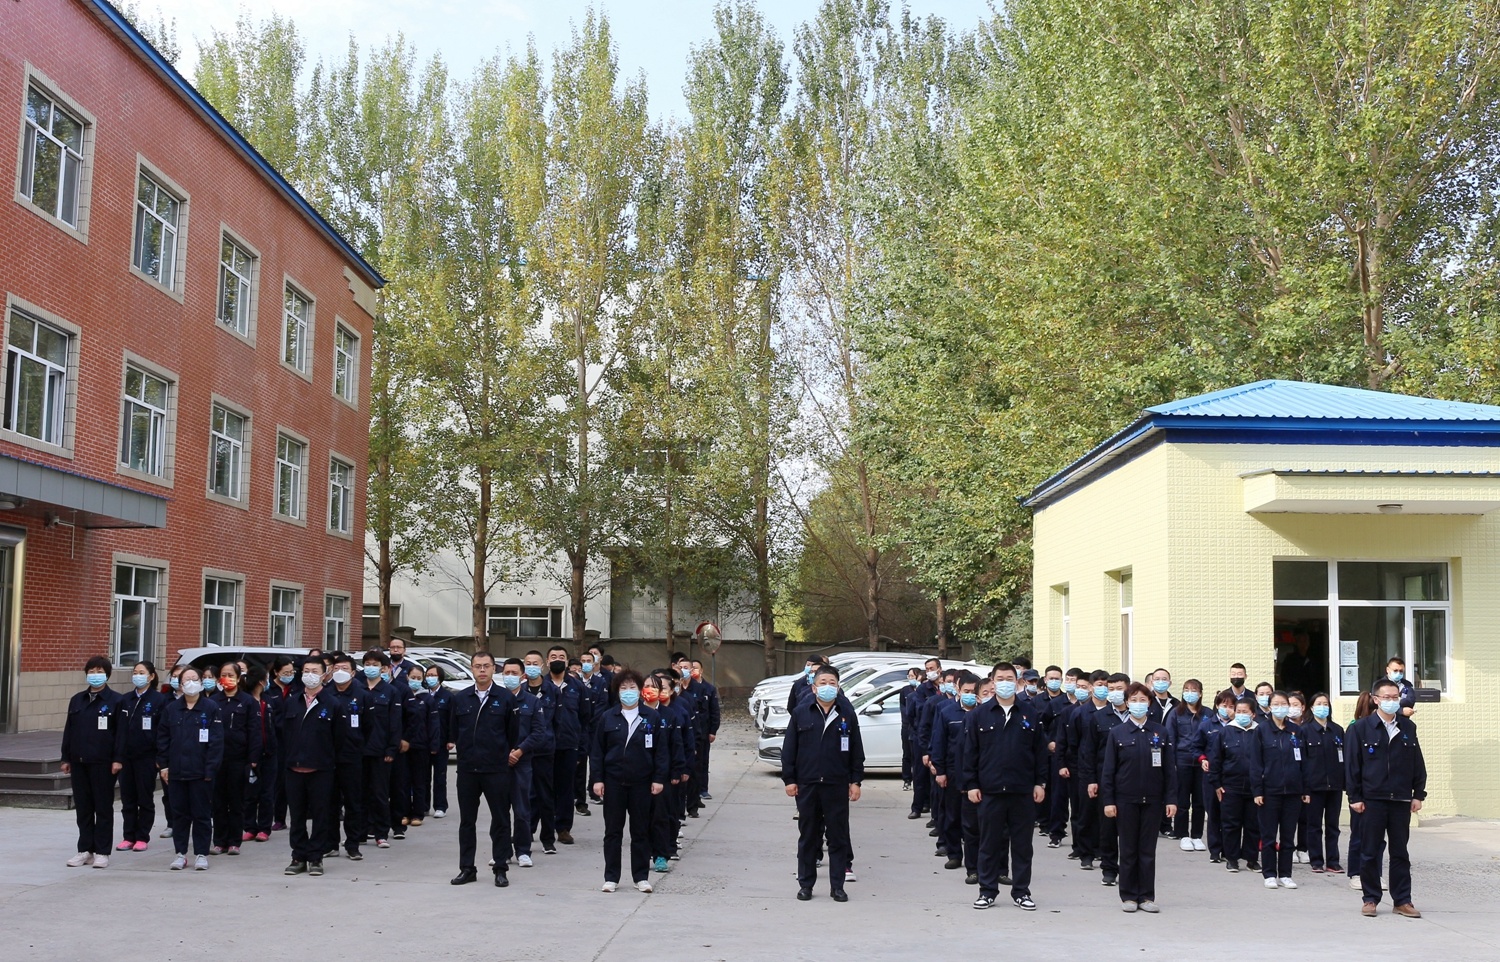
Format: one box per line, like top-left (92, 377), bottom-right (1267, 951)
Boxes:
top-left (1026, 380), bottom-right (1500, 816)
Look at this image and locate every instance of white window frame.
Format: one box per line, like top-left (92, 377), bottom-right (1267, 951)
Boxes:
top-left (333, 321), bottom-right (358, 406)
top-left (1115, 568), bottom-right (1133, 678)
top-left (327, 455), bottom-right (354, 537)
top-left (1058, 584), bottom-right (1071, 669)
top-left (15, 70), bottom-right (96, 240)
top-left (216, 228), bottom-right (259, 343)
top-left (202, 573), bottom-right (242, 647)
top-left (112, 555), bottom-right (166, 667)
top-left (2, 302), bottom-right (77, 455)
top-left (485, 605), bottom-right (564, 639)
top-left (324, 593), bottom-right (350, 650)
top-left (130, 159), bottom-right (189, 300)
top-left (269, 582), bottom-right (303, 648)
top-left (281, 278), bottom-right (314, 379)
top-left (274, 428), bottom-right (308, 525)
top-left (207, 398), bottom-right (250, 507)
top-left (117, 355), bottom-right (175, 486)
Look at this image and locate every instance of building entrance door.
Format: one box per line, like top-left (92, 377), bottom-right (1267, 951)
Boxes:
top-left (0, 532), bottom-right (20, 734)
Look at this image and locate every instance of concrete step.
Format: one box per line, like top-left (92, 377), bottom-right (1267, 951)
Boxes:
top-left (0, 788), bottom-right (73, 810)
top-left (0, 770), bottom-right (70, 793)
top-left (0, 757), bottom-right (66, 776)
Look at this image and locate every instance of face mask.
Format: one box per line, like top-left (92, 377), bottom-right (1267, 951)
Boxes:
top-left (1183, 690), bottom-right (1201, 705)
top-left (979, 695), bottom-right (994, 705)
top-left (1062, 684), bottom-right (1076, 698)
top-left (1312, 705), bottom-right (1331, 720)
top-left (1026, 684), bottom-right (1039, 695)
top-left (524, 665), bottom-right (542, 680)
top-left (1230, 677), bottom-right (1245, 689)
top-left (1107, 689), bottom-right (1126, 706)
top-left (1389, 671), bottom-right (1404, 682)
top-left (332, 669), bottom-right (353, 685)
top-left (85, 672), bottom-right (108, 688)
top-left (1046, 678), bottom-right (1062, 692)
top-left (425, 677), bottom-right (440, 688)
top-left (1256, 694), bottom-right (1271, 709)
top-left (582, 663), bottom-right (594, 674)
top-left (169, 677), bottom-right (180, 691)
top-left (302, 673), bottom-right (323, 690)
top-left (642, 688), bottom-right (660, 704)
top-left (130, 673), bottom-right (150, 689)
top-left (1379, 699), bottom-right (1401, 716)
top-left (409, 679), bottom-right (422, 692)
top-left (691, 669), bottom-right (702, 680)
top-left (680, 668), bottom-right (692, 681)
top-left (1092, 685), bottom-right (1109, 701)
top-left (182, 680), bottom-right (204, 696)
top-left (805, 668), bottom-right (816, 682)
top-left (995, 680), bottom-right (1017, 699)
top-left (1271, 705), bottom-right (1289, 720)
top-left (1216, 706), bottom-right (1231, 721)
top-left (220, 677), bottom-right (237, 690)
top-left (1289, 706), bottom-right (1303, 720)
top-left (278, 673), bottom-right (295, 685)
top-left (816, 684), bottom-right (838, 703)
top-left (1233, 713), bottom-right (1252, 728)
top-left (1128, 702), bottom-right (1149, 718)
top-left (1152, 679), bottom-right (1170, 694)
top-left (500, 674), bottom-right (521, 690)
top-left (380, 671), bottom-right (391, 683)
top-left (925, 670), bottom-right (938, 681)
top-left (940, 682), bottom-right (956, 696)
top-left (362, 666), bottom-right (380, 679)
top-left (619, 689), bottom-right (640, 708)
top-left (959, 692), bottom-right (978, 708)
top-left (201, 678), bottom-right (217, 691)
top-left (550, 660), bottom-right (567, 675)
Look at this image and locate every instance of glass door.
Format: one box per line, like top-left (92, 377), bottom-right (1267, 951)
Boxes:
top-left (0, 540), bottom-right (17, 733)
top-left (1412, 609), bottom-right (1448, 691)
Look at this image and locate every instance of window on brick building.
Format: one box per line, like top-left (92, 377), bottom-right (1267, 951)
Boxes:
top-left (334, 324), bottom-right (358, 403)
top-left (328, 457), bottom-right (353, 534)
top-left (202, 577), bottom-right (239, 646)
top-left (270, 585), bottom-right (300, 647)
top-left (113, 563), bottom-right (160, 665)
top-left (4, 310), bottom-right (71, 446)
top-left (218, 237), bottom-right (255, 336)
top-left (209, 404), bottom-right (247, 501)
top-left (324, 594), bottom-right (348, 649)
top-left (20, 86), bottom-right (85, 227)
top-left (282, 284), bottom-right (312, 373)
top-left (275, 433), bottom-right (306, 521)
top-left (133, 172), bottom-right (181, 290)
top-left (120, 364), bottom-right (170, 477)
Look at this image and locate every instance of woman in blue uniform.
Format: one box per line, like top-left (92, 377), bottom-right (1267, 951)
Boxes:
top-left (1101, 682), bottom-right (1178, 912)
top-left (1208, 699), bottom-right (1259, 874)
top-left (425, 665), bottom-right (451, 818)
top-left (157, 668), bottom-right (224, 871)
top-left (1301, 692), bottom-right (1345, 874)
top-left (119, 660), bottom-right (167, 852)
top-left (1250, 690), bottom-right (1306, 890)
top-left (209, 662), bottom-right (262, 855)
top-left (1166, 679), bottom-right (1205, 851)
top-left (591, 669), bottom-right (670, 893)
top-left (401, 665), bottom-right (434, 828)
top-left (60, 656), bottom-right (124, 868)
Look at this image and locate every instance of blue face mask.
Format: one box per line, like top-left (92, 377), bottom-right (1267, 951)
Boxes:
top-left (1256, 694), bottom-right (1270, 709)
top-left (1128, 702), bottom-right (1149, 718)
top-left (425, 676), bottom-right (440, 688)
top-left (1182, 690), bottom-right (1201, 704)
top-left (524, 665), bottom-right (543, 680)
top-left (582, 663), bottom-right (594, 673)
top-left (201, 677), bottom-right (216, 691)
top-left (169, 677), bottom-right (180, 691)
top-left (1216, 706), bottom-right (1231, 720)
top-left (680, 668), bottom-right (692, 680)
top-left (500, 674), bottom-right (521, 690)
top-left (1106, 689), bottom-right (1125, 706)
top-left (1389, 671), bottom-right (1404, 682)
top-left (1271, 705), bottom-right (1289, 720)
top-left (1062, 684), bottom-right (1076, 698)
top-left (816, 684), bottom-right (838, 703)
top-left (1379, 699), bottom-right (1401, 716)
top-left (409, 679), bottom-right (422, 692)
top-left (619, 688), bottom-right (640, 708)
top-left (1234, 713), bottom-right (1253, 728)
top-left (959, 692), bottom-right (978, 708)
top-left (995, 680), bottom-right (1017, 699)
top-left (380, 671), bottom-right (391, 683)
top-left (1046, 678), bottom-right (1062, 692)
top-left (1312, 704), bottom-right (1331, 720)
top-left (940, 682), bottom-right (956, 696)
top-left (1152, 679), bottom-right (1170, 694)
top-left (132, 673), bottom-right (151, 688)
top-left (1092, 685), bottom-right (1109, 701)
top-left (86, 672), bottom-right (108, 688)
top-left (362, 666), bottom-right (380, 679)
top-left (805, 669), bottom-right (816, 682)
top-left (278, 673), bottom-right (295, 685)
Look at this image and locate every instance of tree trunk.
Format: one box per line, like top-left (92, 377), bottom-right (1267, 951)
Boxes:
top-left (572, 309), bottom-right (591, 646)
top-left (855, 460), bottom-right (881, 650)
top-left (756, 504), bottom-right (776, 678)
top-left (378, 533), bottom-right (392, 651)
top-left (471, 467), bottom-right (491, 649)
top-left (664, 574), bottom-right (675, 660)
top-left (935, 590), bottom-right (949, 658)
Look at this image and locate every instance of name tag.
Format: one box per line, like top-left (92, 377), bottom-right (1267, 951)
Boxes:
top-left (1337, 749), bottom-right (1344, 763)
top-left (350, 715), bottom-right (359, 728)
top-left (199, 728), bottom-right (209, 743)
top-left (142, 717), bottom-right (152, 731)
top-left (1293, 748), bottom-right (1302, 762)
top-left (98, 716), bottom-right (109, 731)
top-left (644, 734), bottom-right (653, 749)
top-left (1151, 749), bottom-right (1162, 768)
top-left (841, 736), bottom-right (850, 752)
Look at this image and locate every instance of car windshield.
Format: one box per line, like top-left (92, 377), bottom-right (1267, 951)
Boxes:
top-left (852, 682), bottom-right (903, 710)
top-left (841, 667), bottom-right (878, 689)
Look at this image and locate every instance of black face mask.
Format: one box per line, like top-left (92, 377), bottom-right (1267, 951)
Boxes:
top-left (549, 660), bottom-right (566, 675)
top-left (1230, 677), bottom-right (1245, 688)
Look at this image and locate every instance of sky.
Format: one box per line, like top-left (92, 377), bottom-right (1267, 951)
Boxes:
top-left (140, 0), bottom-right (998, 120)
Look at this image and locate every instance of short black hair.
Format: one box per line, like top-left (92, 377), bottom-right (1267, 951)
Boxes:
top-left (1230, 662), bottom-right (1247, 672)
top-left (85, 655), bottom-right (112, 675)
top-left (1044, 665), bottom-right (1062, 675)
top-left (362, 650), bottom-right (391, 666)
top-left (957, 671), bottom-right (982, 688)
top-left (671, 651), bottom-right (689, 663)
top-left (525, 649), bottom-right (544, 660)
top-left (600, 654), bottom-right (617, 667)
top-left (502, 657), bottom-right (524, 670)
top-left (1089, 669), bottom-right (1109, 682)
top-left (814, 664), bottom-right (840, 682)
top-left (1107, 672), bottom-right (1131, 686)
top-left (1011, 656), bottom-right (1032, 671)
top-left (1372, 678), bottom-right (1401, 696)
top-left (298, 657), bottom-right (323, 673)
top-left (471, 649), bottom-right (495, 665)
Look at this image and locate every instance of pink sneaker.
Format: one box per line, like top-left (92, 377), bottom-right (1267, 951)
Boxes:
top-left (242, 832), bottom-right (254, 842)
top-left (132, 841), bottom-right (148, 852)
top-left (254, 832), bottom-right (269, 843)
top-left (227, 846), bottom-right (240, 856)
top-left (115, 840), bottom-right (133, 852)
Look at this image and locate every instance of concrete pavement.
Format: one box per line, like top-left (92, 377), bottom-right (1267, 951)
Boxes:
top-left (3, 715), bottom-right (1499, 961)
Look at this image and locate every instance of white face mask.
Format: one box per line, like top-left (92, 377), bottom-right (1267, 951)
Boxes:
top-left (302, 673), bottom-right (324, 689)
top-left (181, 680), bottom-right (203, 696)
top-left (331, 669), bottom-right (352, 685)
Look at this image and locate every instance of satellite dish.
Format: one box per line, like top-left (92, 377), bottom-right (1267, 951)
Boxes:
top-left (696, 621), bottom-right (722, 655)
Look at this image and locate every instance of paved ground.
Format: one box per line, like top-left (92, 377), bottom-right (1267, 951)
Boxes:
top-left (4, 715), bottom-right (1500, 961)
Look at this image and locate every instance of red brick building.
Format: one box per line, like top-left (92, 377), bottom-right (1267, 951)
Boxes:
top-left (0, 0), bottom-right (383, 731)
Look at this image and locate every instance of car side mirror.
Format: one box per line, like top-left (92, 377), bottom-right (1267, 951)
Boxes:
top-left (862, 702), bottom-right (884, 716)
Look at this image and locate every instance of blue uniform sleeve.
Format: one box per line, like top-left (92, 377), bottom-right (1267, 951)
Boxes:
top-left (1344, 718), bottom-right (1364, 805)
top-left (245, 695), bottom-right (264, 767)
top-left (1101, 731), bottom-right (1118, 808)
top-left (589, 714), bottom-right (606, 788)
top-left (849, 711), bottom-right (865, 785)
top-left (960, 711), bottom-right (979, 794)
top-left (1249, 726), bottom-right (1266, 798)
top-left (780, 709), bottom-right (799, 786)
top-left (206, 704), bottom-right (226, 781)
top-left (928, 706), bottom-right (948, 773)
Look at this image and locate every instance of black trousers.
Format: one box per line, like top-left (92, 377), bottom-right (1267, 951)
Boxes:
top-left (911, 759), bottom-right (931, 815)
top-left (1203, 774), bottom-right (1223, 856)
top-left (697, 734), bottom-right (712, 794)
top-left (389, 749), bottom-right (410, 829)
top-left (273, 742), bottom-right (289, 825)
top-left (334, 759), bottom-right (365, 853)
top-left (406, 751), bottom-right (432, 821)
top-left (901, 731), bottom-right (914, 783)
top-left (456, 768), bottom-right (512, 872)
top-left (361, 755), bottom-right (391, 841)
top-left (552, 749), bottom-right (577, 832)
top-left (509, 759), bottom-right (533, 857)
top-left (70, 762), bottom-right (117, 854)
top-left (939, 778), bottom-right (963, 857)
top-left (1257, 793), bottom-right (1301, 879)
top-left (1173, 763), bottom-right (1205, 839)
top-left (244, 758), bottom-right (276, 835)
top-left (119, 755), bottom-right (157, 843)
top-left (1305, 789), bottom-right (1342, 869)
top-left (602, 778), bottom-right (653, 884)
top-left (1046, 753), bottom-right (1069, 840)
top-left (211, 758), bottom-right (248, 848)
top-left (977, 792), bottom-right (1035, 899)
top-left (795, 783), bottom-right (851, 892)
top-left (931, 780), bottom-right (949, 851)
top-left (1360, 799), bottom-right (1413, 906)
top-left (530, 752), bottom-right (557, 845)
top-left (170, 776), bottom-right (213, 856)
top-left (1220, 790), bottom-right (1255, 863)
top-left (961, 797), bottom-right (980, 872)
top-left (1116, 799), bottom-right (1165, 903)
top-left (432, 750), bottom-right (450, 812)
top-left (650, 782), bottom-right (675, 858)
top-left (572, 748), bottom-right (589, 808)
top-left (1069, 775), bottom-right (1094, 858)
top-left (1093, 791), bottom-right (1118, 875)
top-left (285, 769), bottom-right (334, 863)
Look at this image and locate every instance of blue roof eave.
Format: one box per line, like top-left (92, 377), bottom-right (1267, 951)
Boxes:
top-left (86, 0), bottom-right (386, 289)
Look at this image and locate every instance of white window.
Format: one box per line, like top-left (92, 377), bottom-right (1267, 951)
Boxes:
top-left (328, 458), bottom-right (353, 534)
top-left (209, 404), bottom-right (246, 500)
top-left (486, 606), bottom-right (563, 639)
top-left (334, 325), bottom-right (358, 403)
top-left (218, 237), bottom-right (254, 336)
top-left (20, 86), bottom-right (84, 226)
top-left (1273, 560), bottom-right (1451, 695)
top-left (202, 577), bottom-right (239, 646)
top-left (276, 434), bottom-right (305, 520)
top-left (1117, 569), bottom-right (1133, 677)
top-left (324, 594), bottom-right (348, 649)
top-left (282, 285), bottom-right (311, 373)
top-left (4, 310), bottom-right (70, 445)
top-left (120, 364), bottom-right (169, 477)
top-left (133, 172), bottom-right (180, 289)
top-left (113, 564), bottom-right (160, 665)
top-left (270, 586), bottom-right (300, 647)
top-left (1059, 584), bottom-right (1071, 669)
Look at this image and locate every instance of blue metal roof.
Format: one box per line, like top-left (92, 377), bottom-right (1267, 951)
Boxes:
top-left (1024, 380), bottom-right (1500, 511)
top-left (86, 0), bottom-right (385, 288)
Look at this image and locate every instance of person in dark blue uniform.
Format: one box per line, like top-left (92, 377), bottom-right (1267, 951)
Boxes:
top-left (1081, 672), bottom-right (1132, 887)
top-left (922, 670), bottom-right (958, 856)
top-left (691, 659), bottom-right (721, 800)
top-left (266, 655), bottom-right (299, 831)
top-left (576, 651), bottom-right (608, 811)
top-left (545, 644), bottom-right (592, 844)
top-left (157, 667), bottom-right (224, 871)
top-left (1347, 678), bottom-right (1427, 918)
top-left (593, 669), bottom-right (672, 893)
top-left (1041, 665), bottom-right (1072, 848)
top-left (242, 663), bottom-right (278, 843)
top-left (1224, 663), bottom-right (1252, 707)
top-left (1302, 692), bottom-right (1345, 874)
top-left (1208, 698), bottom-right (1259, 874)
top-left (401, 665), bottom-right (435, 829)
top-left (1382, 657), bottom-right (1417, 716)
top-left (1197, 690), bottom-right (1234, 860)
top-left (1061, 671), bottom-right (1106, 866)
top-left (1102, 682), bottom-right (1178, 912)
top-left (1167, 679), bottom-right (1206, 851)
top-left (521, 651), bottom-right (561, 853)
top-left (962, 662), bottom-right (1047, 911)
top-left (899, 667), bottom-right (922, 791)
top-left (324, 654), bottom-right (370, 859)
top-left (906, 658), bottom-right (941, 819)
top-left (448, 650), bottom-right (521, 887)
top-left (1251, 690), bottom-right (1306, 889)
top-left (782, 664), bottom-right (863, 903)
top-left (424, 665), bottom-right (453, 818)
top-left (500, 657), bottom-right (550, 869)
top-left (61, 656), bottom-right (125, 867)
top-left (118, 660), bottom-right (166, 853)
top-left (931, 671), bottom-right (980, 874)
top-left (278, 660), bottom-right (342, 876)
top-left (359, 650), bottom-right (402, 849)
top-left (208, 662), bottom-right (262, 855)
top-left (647, 674), bottom-right (689, 873)
top-left (785, 656), bottom-right (825, 714)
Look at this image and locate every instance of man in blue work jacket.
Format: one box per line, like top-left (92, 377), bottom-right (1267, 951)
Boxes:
top-left (1347, 678), bottom-right (1427, 919)
top-left (782, 664), bottom-right (864, 903)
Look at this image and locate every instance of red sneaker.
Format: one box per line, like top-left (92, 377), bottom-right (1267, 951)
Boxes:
top-left (254, 832), bottom-right (270, 842)
top-left (242, 832), bottom-right (254, 842)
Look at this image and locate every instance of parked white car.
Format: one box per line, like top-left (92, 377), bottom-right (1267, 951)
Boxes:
top-left (408, 646), bottom-right (474, 691)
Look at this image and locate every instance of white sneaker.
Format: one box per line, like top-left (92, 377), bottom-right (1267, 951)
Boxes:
top-left (601, 881), bottom-right (617, 893)
top-left (434, 810), bottom-right (447, 818)
top-left (170, 854), bottom-right (186, 871)
top-left (487, 858), bottom-right (495, 867)
top-left (845, 869), bottom-right (857, 882)
top-left (159, 827), bottom-right (173, 839)
top-left (66, 852), bottom-right (93, 867)
top-left (1192, 838), bottom-right (1207, 851)
top-left (518, 855), bottom-right (534, 868)
top-left (1350, 876), bottom-right (1363, 890)
top-left (636, 880), bottom-right (653, 893)
top-left (1179, 838), bottom-right (1194, 851)
top-left (1279, 877), bottom-right (1298, 889)
top-left (92, 855), bottom-right (109, 869)
top-left (194, 855), bottom-right (209, 871)
top-left (1292, 850), bottom-right (1305, 864)
top-left (1263, 877), bottom-right (1278, 889)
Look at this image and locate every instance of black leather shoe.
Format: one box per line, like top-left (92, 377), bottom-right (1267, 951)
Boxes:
top-left (451, 867), bottom-right (478, 885)
top-left (831, 889), bottom-right (848, 902)
top-left (494, 872), bottom-right (509, 887)
top-left (576, 805), bottom-right (592, 817)
top-left (965, 873), bottom-right (979, 885)
top-left (796, 888), bottom-right (812, 901)
top-left (907, 812), bottom-right (921, 820)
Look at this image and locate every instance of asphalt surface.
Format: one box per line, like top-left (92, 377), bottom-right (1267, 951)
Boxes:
top-left (3, 714), bottom-right (1499, 961)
